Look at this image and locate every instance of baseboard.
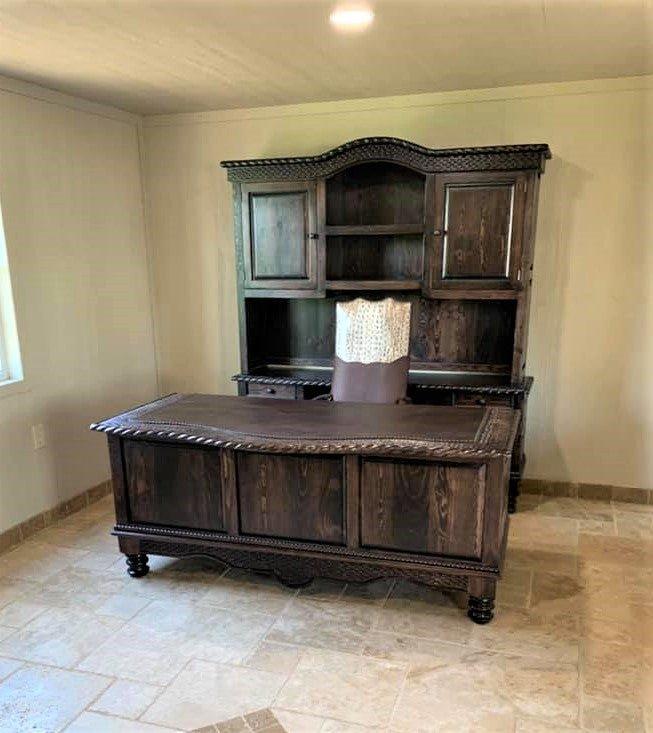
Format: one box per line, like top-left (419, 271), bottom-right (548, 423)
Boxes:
top-left (0, 479), bottom-right (113, 556)
top-left (520, 479), bottom-right (652, 506)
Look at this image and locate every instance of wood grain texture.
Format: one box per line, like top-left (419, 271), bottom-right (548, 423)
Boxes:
top-left (360, 458), bottom-right (485, 558)
top-left (123, 440), bottom-right (224, 531)
top-left (443, 183), bottom-right (513, 278)
top-left (326, 234), bottom-right (423, 282)
top-left (236, 452), bottom-right (345, 544)
top-left (428, 170), bottom-right (528, 292)
top-left (251, 191), bottom-right (308, 278)
top-left (411, 298), bottom-right (516, 370)
top-left (241, 181), bottom-right (318, 291)
top-left (326, 161), bottom-right (425, 226)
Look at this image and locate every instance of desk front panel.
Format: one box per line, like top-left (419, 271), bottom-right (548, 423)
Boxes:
top-left (360, 458), bottom-right (485, 559)
top-left (123, 440), bottom-right (224, 532)
top-left (236, 452), bottom-right (345, 544)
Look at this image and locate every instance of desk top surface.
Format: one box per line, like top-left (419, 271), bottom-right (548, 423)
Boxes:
top-left (91, 393), bottom-right (520, 460)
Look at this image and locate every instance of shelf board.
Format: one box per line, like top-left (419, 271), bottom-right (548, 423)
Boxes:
top-left (425, 288), bottom-right (519, 300)
top-left (326, 279), bottom-right (422, 291)
top-left (325, 224), bottom-right (424, 236)
top-left (233, 365), bottom-right (533, 394)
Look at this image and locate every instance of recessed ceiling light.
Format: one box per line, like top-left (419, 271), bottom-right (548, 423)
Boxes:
top-left (330, 7), bottom-right (374, 30)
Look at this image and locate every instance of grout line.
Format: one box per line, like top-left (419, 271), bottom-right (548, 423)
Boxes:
top-left (137, 656), bottom-right (195, 723)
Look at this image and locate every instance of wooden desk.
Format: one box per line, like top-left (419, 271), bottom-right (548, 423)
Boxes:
top-left (92, 394), bottom-right (519, 623)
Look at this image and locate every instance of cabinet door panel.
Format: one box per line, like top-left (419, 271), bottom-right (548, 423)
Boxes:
top-left (237, 453), bottom-right (345, 544)
top-left (242, 181), bottom-right (319, 291)
top-left (124, 441), bottom-right (224, 531)
top-left (428, 172), bottom-right (527, 291)
top-left (360, 458), bottom-right (484, 558)
top-left (444, 184), bottom-right (513, 278)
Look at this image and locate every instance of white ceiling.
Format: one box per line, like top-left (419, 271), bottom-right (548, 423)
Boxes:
top-left (0, 0), bottom-right (651, 115)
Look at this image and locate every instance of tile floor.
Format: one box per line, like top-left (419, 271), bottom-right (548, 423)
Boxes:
top-left (0, 492), bottom-right (651, 732)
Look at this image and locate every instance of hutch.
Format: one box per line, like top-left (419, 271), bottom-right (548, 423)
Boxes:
top-left (221, 138), bottom-right (550, 512)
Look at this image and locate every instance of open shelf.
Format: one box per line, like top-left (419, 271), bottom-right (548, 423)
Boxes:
top-left (326, 162), bottom-right (425, 227)
top-left (326, 233), bottom-right (424, 283)
top-left (325, 224), bottom-right (424, 236)
top-left (326, 280), bottom-right (421, 291)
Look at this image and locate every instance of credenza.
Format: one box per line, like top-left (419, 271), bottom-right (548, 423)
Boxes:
top-left (92, 393), bottom-right (519, 623)
top-left (222, 138), bottom-right (550, 513)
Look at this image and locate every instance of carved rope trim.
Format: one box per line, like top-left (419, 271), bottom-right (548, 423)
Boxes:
top-left (221, 137), bottom-right (551, 180)
top-left (232, 373), bottom-right (533, 395)
top-left (115, 523), bottom-right (499, 575)
top-left (91, 422), bottom-right (513, 459)
top-left (90, 393), bottom-right (517, 458)
top-left (136, 540), bottom-right (471, 591)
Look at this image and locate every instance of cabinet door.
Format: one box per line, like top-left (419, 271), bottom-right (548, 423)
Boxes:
top-left (428, 172), bottom-right (528, 291)
top-left (241, 181), bottom-right (319, 291)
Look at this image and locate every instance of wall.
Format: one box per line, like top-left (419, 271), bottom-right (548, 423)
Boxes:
top-left (141, 76), bottom-right (653, 489)
top-left (0, 76), bottom-right (158, 533)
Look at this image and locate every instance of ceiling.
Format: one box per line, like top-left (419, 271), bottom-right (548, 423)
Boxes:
top-left (0, 0), bottom-right (651, 115)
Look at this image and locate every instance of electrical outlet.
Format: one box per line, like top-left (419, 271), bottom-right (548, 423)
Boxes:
top-left (31, 423), bottom-right (46, 450)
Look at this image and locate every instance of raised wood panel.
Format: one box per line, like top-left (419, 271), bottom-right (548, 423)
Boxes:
top-left (123, 441), bottom-right (224, 531)
top-left (360, 458), bottom-right (485, 558)
top-left (443, 183), bottom-right (513, 278)
top-left (251, 191), bottom-right (308, 278)
top-left (429, 171), bottom-right (527, 291)
top-left (236, 453), bottom-right (345, 544)
top-left (242, 181), bottom-right (318, 291)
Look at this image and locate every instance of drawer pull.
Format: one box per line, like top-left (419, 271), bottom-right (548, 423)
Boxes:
top-left (265, 387), bottom-right (276, 395)
top-left (475, 398), bottom-right (487, 406)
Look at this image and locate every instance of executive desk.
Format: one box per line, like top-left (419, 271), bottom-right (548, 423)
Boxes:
top-left (92, 394), bottom-right (519, 623)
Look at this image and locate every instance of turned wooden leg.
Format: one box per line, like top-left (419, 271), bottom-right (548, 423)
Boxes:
top-left (468, 577), bottom-right (496, 624)
top-left (126, 553), bottom-right (149, 578)
top-left (508, 477), bottom-right (520, 514)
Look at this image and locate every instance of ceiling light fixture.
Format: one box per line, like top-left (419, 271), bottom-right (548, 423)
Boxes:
top-left (329, 7), bottom-right (374, 30)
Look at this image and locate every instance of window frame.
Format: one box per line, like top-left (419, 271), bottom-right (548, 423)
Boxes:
top-left (0, 201), bottom-right (23, 388)
top-left (0, 313), bottom-right (9, 382)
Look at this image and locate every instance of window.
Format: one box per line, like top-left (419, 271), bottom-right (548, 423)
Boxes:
top-left (0, 201), bottom-right (22, 385)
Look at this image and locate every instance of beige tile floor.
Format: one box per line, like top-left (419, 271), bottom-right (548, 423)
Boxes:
top-left (0, 492), bottom-right (651, 732)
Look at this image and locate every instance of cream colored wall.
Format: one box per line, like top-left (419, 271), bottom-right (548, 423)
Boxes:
top-left (141, 76), bottom-right (653, 489)
top-left (0, 76), bottom-right (158, 533)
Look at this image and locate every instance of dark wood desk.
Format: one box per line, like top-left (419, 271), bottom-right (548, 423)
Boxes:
top-left (92, 394), bottom-right (519, 623)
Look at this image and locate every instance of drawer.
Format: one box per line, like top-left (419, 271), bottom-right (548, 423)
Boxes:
top-left (455, 393), bottom-right (513, 408)
top-left (246, 383), bottom-right (296, 399)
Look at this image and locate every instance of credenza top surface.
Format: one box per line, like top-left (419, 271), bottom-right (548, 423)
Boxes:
top-left (91, 393), bottom-right (520, 460)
